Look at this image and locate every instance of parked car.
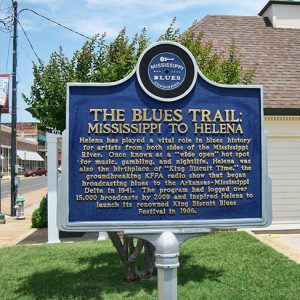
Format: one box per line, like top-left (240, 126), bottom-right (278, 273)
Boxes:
top-left (24, 167), bottom-right (47, 177)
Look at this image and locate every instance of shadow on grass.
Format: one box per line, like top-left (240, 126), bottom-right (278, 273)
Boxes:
top-left (16, 251), bottom-right (154, 300)
top-left (179, 254), bottom-right (224, 285)
top-left (18, 230), bottom-right (100, 246)
top-left (16, 252), bottom-right (223, 299)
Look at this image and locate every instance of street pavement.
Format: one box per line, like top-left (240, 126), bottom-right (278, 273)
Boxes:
top-left (0, 175), bottom-right (47, 214)
top-left (0, 180), bottom-right (299, 264)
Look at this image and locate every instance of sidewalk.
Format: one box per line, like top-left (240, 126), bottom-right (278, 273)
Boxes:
top-left (0, 187), bottom-right (47, 247)
top-left (0, 186), bottom-right (100, 247)
top-left (245, 230), bottom-right (300, 264)
top-left (0, 188), bottom-right (299, 264)
top-left (1, 174), bottom-right (23, 181)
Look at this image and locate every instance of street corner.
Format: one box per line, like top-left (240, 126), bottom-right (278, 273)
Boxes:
top-left (0, 214), bottom-right (36, 247)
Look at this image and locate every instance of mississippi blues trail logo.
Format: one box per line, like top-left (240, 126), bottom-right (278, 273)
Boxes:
top-left (148, 52), bottom-right (186, 90)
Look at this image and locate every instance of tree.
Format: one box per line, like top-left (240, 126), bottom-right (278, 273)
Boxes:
top-left (23, 20), bottom-right (256, 282)
top-left (159, 18), bottom-right (256, 85)
top-left (24, 29), bottom-right (148, 132)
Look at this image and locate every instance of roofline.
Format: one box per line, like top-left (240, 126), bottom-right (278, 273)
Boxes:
top-left (259, 1), bottom-right (300, 16)
top-left (264, 108), bottom-right (300, 116)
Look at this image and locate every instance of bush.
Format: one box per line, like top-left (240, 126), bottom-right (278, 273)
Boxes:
top-left (32, 195), bottom-right (47, 228)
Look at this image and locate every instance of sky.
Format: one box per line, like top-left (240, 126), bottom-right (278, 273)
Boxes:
top-left (0, 0), bottom-right (267, 123)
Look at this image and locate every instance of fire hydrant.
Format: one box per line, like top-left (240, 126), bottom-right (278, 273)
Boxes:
top-left (14, 195), bottom-right (25, 220)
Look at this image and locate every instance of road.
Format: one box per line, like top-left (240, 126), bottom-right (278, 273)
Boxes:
top-left (1, 175), bottom-right (47, 203)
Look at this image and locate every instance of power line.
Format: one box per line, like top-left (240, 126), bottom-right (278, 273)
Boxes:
top-left (7, 1), bottom-right (91, 39)
top-left (0, 25), bottom-right (11, 32)
top-left (2, 3), bottom-right (92, 60)
top-left (0, 0), bottom-right (13, 32)
top-left (19, 40), bottom-right (35, 63)
top-left (17, 18), bottom-right (42, 63)
top-left (0, 1), bottom-right (12, 11)
top-left (19, 8), bottom-right (92, 40)
top-left (0, 8), bottom-right (13, 32)
top-left (0, 6), bottom-right (12, 11)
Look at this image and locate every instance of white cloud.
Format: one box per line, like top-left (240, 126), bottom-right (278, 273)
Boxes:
top-left (85, 0), bottom-right (266, 14)
top-left (19, 0), bottom-right (63, 6)
top-left (79, 0), bottom-right (267, 40)
top-left (82, 0), bottom-right (267, 30)
top-left (18, 0), bottom-right (64, 14)
top-left (85, 0), bottom-right (203, 16)
top-left (149, 17), bottom-right (183, 33)
top-left (15, 0), bottom-right (268, 38)
top-left (69, 17), bottom-right (120, 37)
top-left (18, 17), bottom-right (39, 31)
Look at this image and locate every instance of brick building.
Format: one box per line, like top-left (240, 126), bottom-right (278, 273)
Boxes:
top-left (0, 123), bottom-right (45, 175)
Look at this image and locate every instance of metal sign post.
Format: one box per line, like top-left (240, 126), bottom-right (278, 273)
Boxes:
top-left (127, 230), bottom-right (211, 300)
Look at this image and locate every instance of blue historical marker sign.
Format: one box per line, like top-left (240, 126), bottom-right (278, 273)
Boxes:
top-left (59, 42), bottom-right (271, 232)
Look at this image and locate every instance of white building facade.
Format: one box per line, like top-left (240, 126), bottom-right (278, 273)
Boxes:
top-left (193, 0), bottom-right (300, 228)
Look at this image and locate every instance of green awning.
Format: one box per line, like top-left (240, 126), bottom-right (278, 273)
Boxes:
top-left (38, 133), bottom-right (46, 142)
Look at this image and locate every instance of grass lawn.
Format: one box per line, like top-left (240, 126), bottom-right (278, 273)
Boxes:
top-left (0, 232), bottom-right (299, 300)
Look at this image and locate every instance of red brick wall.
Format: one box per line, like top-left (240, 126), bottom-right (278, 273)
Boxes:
top-left (1, 130), bottom-right (37, 152)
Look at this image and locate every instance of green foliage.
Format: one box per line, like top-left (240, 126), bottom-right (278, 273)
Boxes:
top-left (23, 20), bottom-right (256, 131)
top-left (158, 17), bottom-right (180, 41)
top-left (159, 20), bottom-right (257, 84)
top-left (23, 29), bottom-right (149, 131)
top-left (31, 195), bottom-right (47, 228)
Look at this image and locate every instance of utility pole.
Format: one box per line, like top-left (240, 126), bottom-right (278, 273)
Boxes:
top-left (11, 0), bottom-right (18, 216)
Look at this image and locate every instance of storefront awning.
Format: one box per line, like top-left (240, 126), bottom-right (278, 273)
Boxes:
top-left (38, 133), bottom-right (46, 142)
top-left (17, 150), bottom-right (44, 161)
